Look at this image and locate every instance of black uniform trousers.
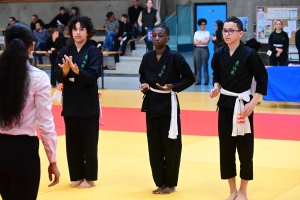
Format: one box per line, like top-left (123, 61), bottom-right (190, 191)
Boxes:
top-left (50, 55), bottom-right (57, 86)
top-left (269, 55), bottom-right (288, 66)
top-left (0, 134), bottom-right (40, 200)
top-left (113, 38), bottom-right (135, 63)
top-left (64, 116), bottom-right (99, 181)
top-left (146, 113), bottom-right (182, 187)
top-left (218, 106), bottom-right (254, 180)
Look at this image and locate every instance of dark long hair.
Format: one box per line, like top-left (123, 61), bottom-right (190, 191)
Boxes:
top-left (0, 23), bottom-right (32, 130)
top-left (215, 20), bottom-right (224, 41)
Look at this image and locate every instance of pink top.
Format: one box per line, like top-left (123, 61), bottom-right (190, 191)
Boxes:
top-left (1, 63), bottom-right (57, 163)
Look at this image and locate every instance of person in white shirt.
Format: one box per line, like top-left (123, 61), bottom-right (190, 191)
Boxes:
top-left (193, 18), bottom-right (210, 85)
top-left (0, 23), bottom-right (60, 200)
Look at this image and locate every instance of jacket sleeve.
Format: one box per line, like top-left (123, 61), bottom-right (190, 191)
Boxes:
top-left (296, 30), bottom-right (300, 50)
top-left (172, 52), bottom-right (195, 92)
top-left (282, 32), bottom-right (289, 55)
top-left (211, 49), bottom-right (221, 85)
top-left (268, 32), bottom-right (276, 53)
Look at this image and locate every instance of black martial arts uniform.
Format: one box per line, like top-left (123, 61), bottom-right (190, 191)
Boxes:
top-left (46, 36), bottom-right (63, 86)
top-left (55, 42), bottom-right (100, 181)
top-left (211, 42), bottom-right (268, 180)
top-left (139, 45), bottom-right (195, 187)
top-left (268, 31), bottom-right (289, 66)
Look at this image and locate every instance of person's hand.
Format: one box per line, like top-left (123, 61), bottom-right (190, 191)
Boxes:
top-left (134, 23), bottom-right (137, 28)
top-left (276, 48), bottom-right (283, 54)
top-left (118, 37), bottom-right (123, 41)
top-left (48, 162), bottom-right (60, 187)
top-left (243, 101), bottom-right (255, 117)
top-left (276, 52), bottom-right (280, 57)
top-left (140, 83), bottom-right (149, 93)
top-left (156, 83), bottom-right (174, 91)
top-left (211, 36), bottom-right (216, 41)
top-left (47, 50), bottom-right (52, 54)
top-left (115, 29), bottom-right (118, 33)
top-left (68, 56), bottom-right (79, 74)
top-left (51, 48), bottom-right (55, 51)
top-left (209, 87), bottom-right (219, 99)
top-left (58, 55), bottom-right (71, 69)
top-left (145, 27), bottom-right (148, 30)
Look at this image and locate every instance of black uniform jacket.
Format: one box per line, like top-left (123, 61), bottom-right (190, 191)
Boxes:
top-left (211, 42), bottom-right (268, 109)
top-left (139, 45), bottom-right (195, 116)
top-left (55, 42), bottom-right (100, 117)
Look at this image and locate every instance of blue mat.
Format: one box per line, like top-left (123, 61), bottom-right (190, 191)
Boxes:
top-left (263, 66), bottom-right (300, 102)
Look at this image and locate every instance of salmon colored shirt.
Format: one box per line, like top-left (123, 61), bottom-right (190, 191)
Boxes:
top-left (1, 62), bottom-right (57, 163)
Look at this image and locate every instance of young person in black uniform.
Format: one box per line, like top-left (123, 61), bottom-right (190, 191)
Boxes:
top-left (54, 16), bottom-right (100, 189)
top-left (268, 20), bottom-right (289, 66)
top-left (139, 24), bottom-right (195, 195)
top-left (46, 28), bottom-right (63, 87)
top-left (210, 16), bottom-right (268, 200)
top-left (295, 28), bottom-right (300, 62)
top-left (138, 0), bottom-right (161, 51)
top-left (0, 23), bottom-right (59, 200)
top-left (113, 14), bottom-right (133, 63)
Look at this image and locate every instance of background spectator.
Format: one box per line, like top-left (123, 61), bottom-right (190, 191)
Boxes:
top-left (30, 14), bottom-right (44, 32)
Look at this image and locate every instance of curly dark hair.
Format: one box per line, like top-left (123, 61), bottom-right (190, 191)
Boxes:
top-left (0, 23), bottom-right (31, 130)
top-left (67, 15), bottom-right (95, 39)
top-left (197, 18), bottom-right (207, 26)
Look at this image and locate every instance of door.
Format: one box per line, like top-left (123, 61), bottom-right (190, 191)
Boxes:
top-left (194, 3), bottom-right (227, 76)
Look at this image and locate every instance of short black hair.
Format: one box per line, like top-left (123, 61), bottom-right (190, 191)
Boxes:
top-left (32, 14), bottom-right (38, 18)
top-left (197, 18), bottom-right (207, 26)
top-left (153, 24), bottom-right (170, 36)
top-left (35, 21), bottom-right (43, 27)
top-left (121, 14), bottom-right (128, 19)
top-left (106, 11), bottom-right (114, 19)
top-left (9, 17), bottom-right (16, 21)
top-left (224, 16), bottom-right (243, 31)
top-left (71, 7), bottom-right (79, 13)
top-left (60, 7), bottom-right (65, 11)
top-left (68, 15), bottom-right (95, 39)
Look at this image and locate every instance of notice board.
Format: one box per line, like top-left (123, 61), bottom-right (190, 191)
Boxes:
top-left (256, 6), bottom-right (300, 44)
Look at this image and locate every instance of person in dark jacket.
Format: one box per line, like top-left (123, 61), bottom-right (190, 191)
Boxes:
top-left (54, 15), bottom-right (100, 189)
top-left (46, 28), bottom-right (63, 87)
top-left (295, 28), bottom-right (300, 62)
top-left (268, 20), bottom-right (289, 66)
top-left (113, 14), bottom-right (133, 63)
top-left (211, 20), bottom-right (226, 51)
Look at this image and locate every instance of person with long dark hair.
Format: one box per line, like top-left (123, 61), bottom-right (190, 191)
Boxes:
top-left (212, 20), bottom-right (226, 51)
top-left (54, 16), bottom-right (100, 189)
top-left (268, 20), bottom-right (289, 66)
top-left (0, 23), bottom-right (60, 200)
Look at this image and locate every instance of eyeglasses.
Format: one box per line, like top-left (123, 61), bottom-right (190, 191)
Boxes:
top-left (222, 29), bottom-right (239, 35)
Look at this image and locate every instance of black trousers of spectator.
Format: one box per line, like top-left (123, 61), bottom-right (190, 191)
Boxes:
top-left (113, 38), bottom-right (135, 63)
top-left (0, 134), bottom-right (40, 200)
top-left (269, 54), bottom-right (288, 66)
top-left (144, 38), bottom-right (153, 51)
top-left (64, 116), bottom-right (99, 181)
top-left (218, 107), bottom-right (254, 180)
top-left (50, 55), bottom-right (57, 86)
top-left (146, 113), bottom-right (182, 187)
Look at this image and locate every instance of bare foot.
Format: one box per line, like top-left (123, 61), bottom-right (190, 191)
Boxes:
top-left (226, 193), bottom-right (237, 200)
top-left (69, 179), bottom-right (84, 188)
top-left (235, 192), bottom-right (248, 200)
top-left (152, 184), bottom-right (166, 194)
top-left (77, 179), bottom-right (95, 189)
top-left (161, 186), bottom-right (175, 194)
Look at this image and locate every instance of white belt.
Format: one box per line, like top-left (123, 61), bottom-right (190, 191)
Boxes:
top-left (220, 88), bottom-right (251, 136)
top-left (273, 44), bottom-right (283, 47)
top-left (150, 87), bottom-right (178, 139)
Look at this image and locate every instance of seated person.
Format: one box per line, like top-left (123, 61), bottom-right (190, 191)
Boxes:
top-left (33, 22), bottom-right (50, 64)
top-left (103, 11), bottom-right (119, 51)
top-left (113, 14), bottom-right (132, 63)
top-left (30, 14), bottom-right (44, 32)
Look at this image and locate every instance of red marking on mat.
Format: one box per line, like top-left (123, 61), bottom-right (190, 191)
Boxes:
top-left (51, 105), bottom-right (300, 141)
